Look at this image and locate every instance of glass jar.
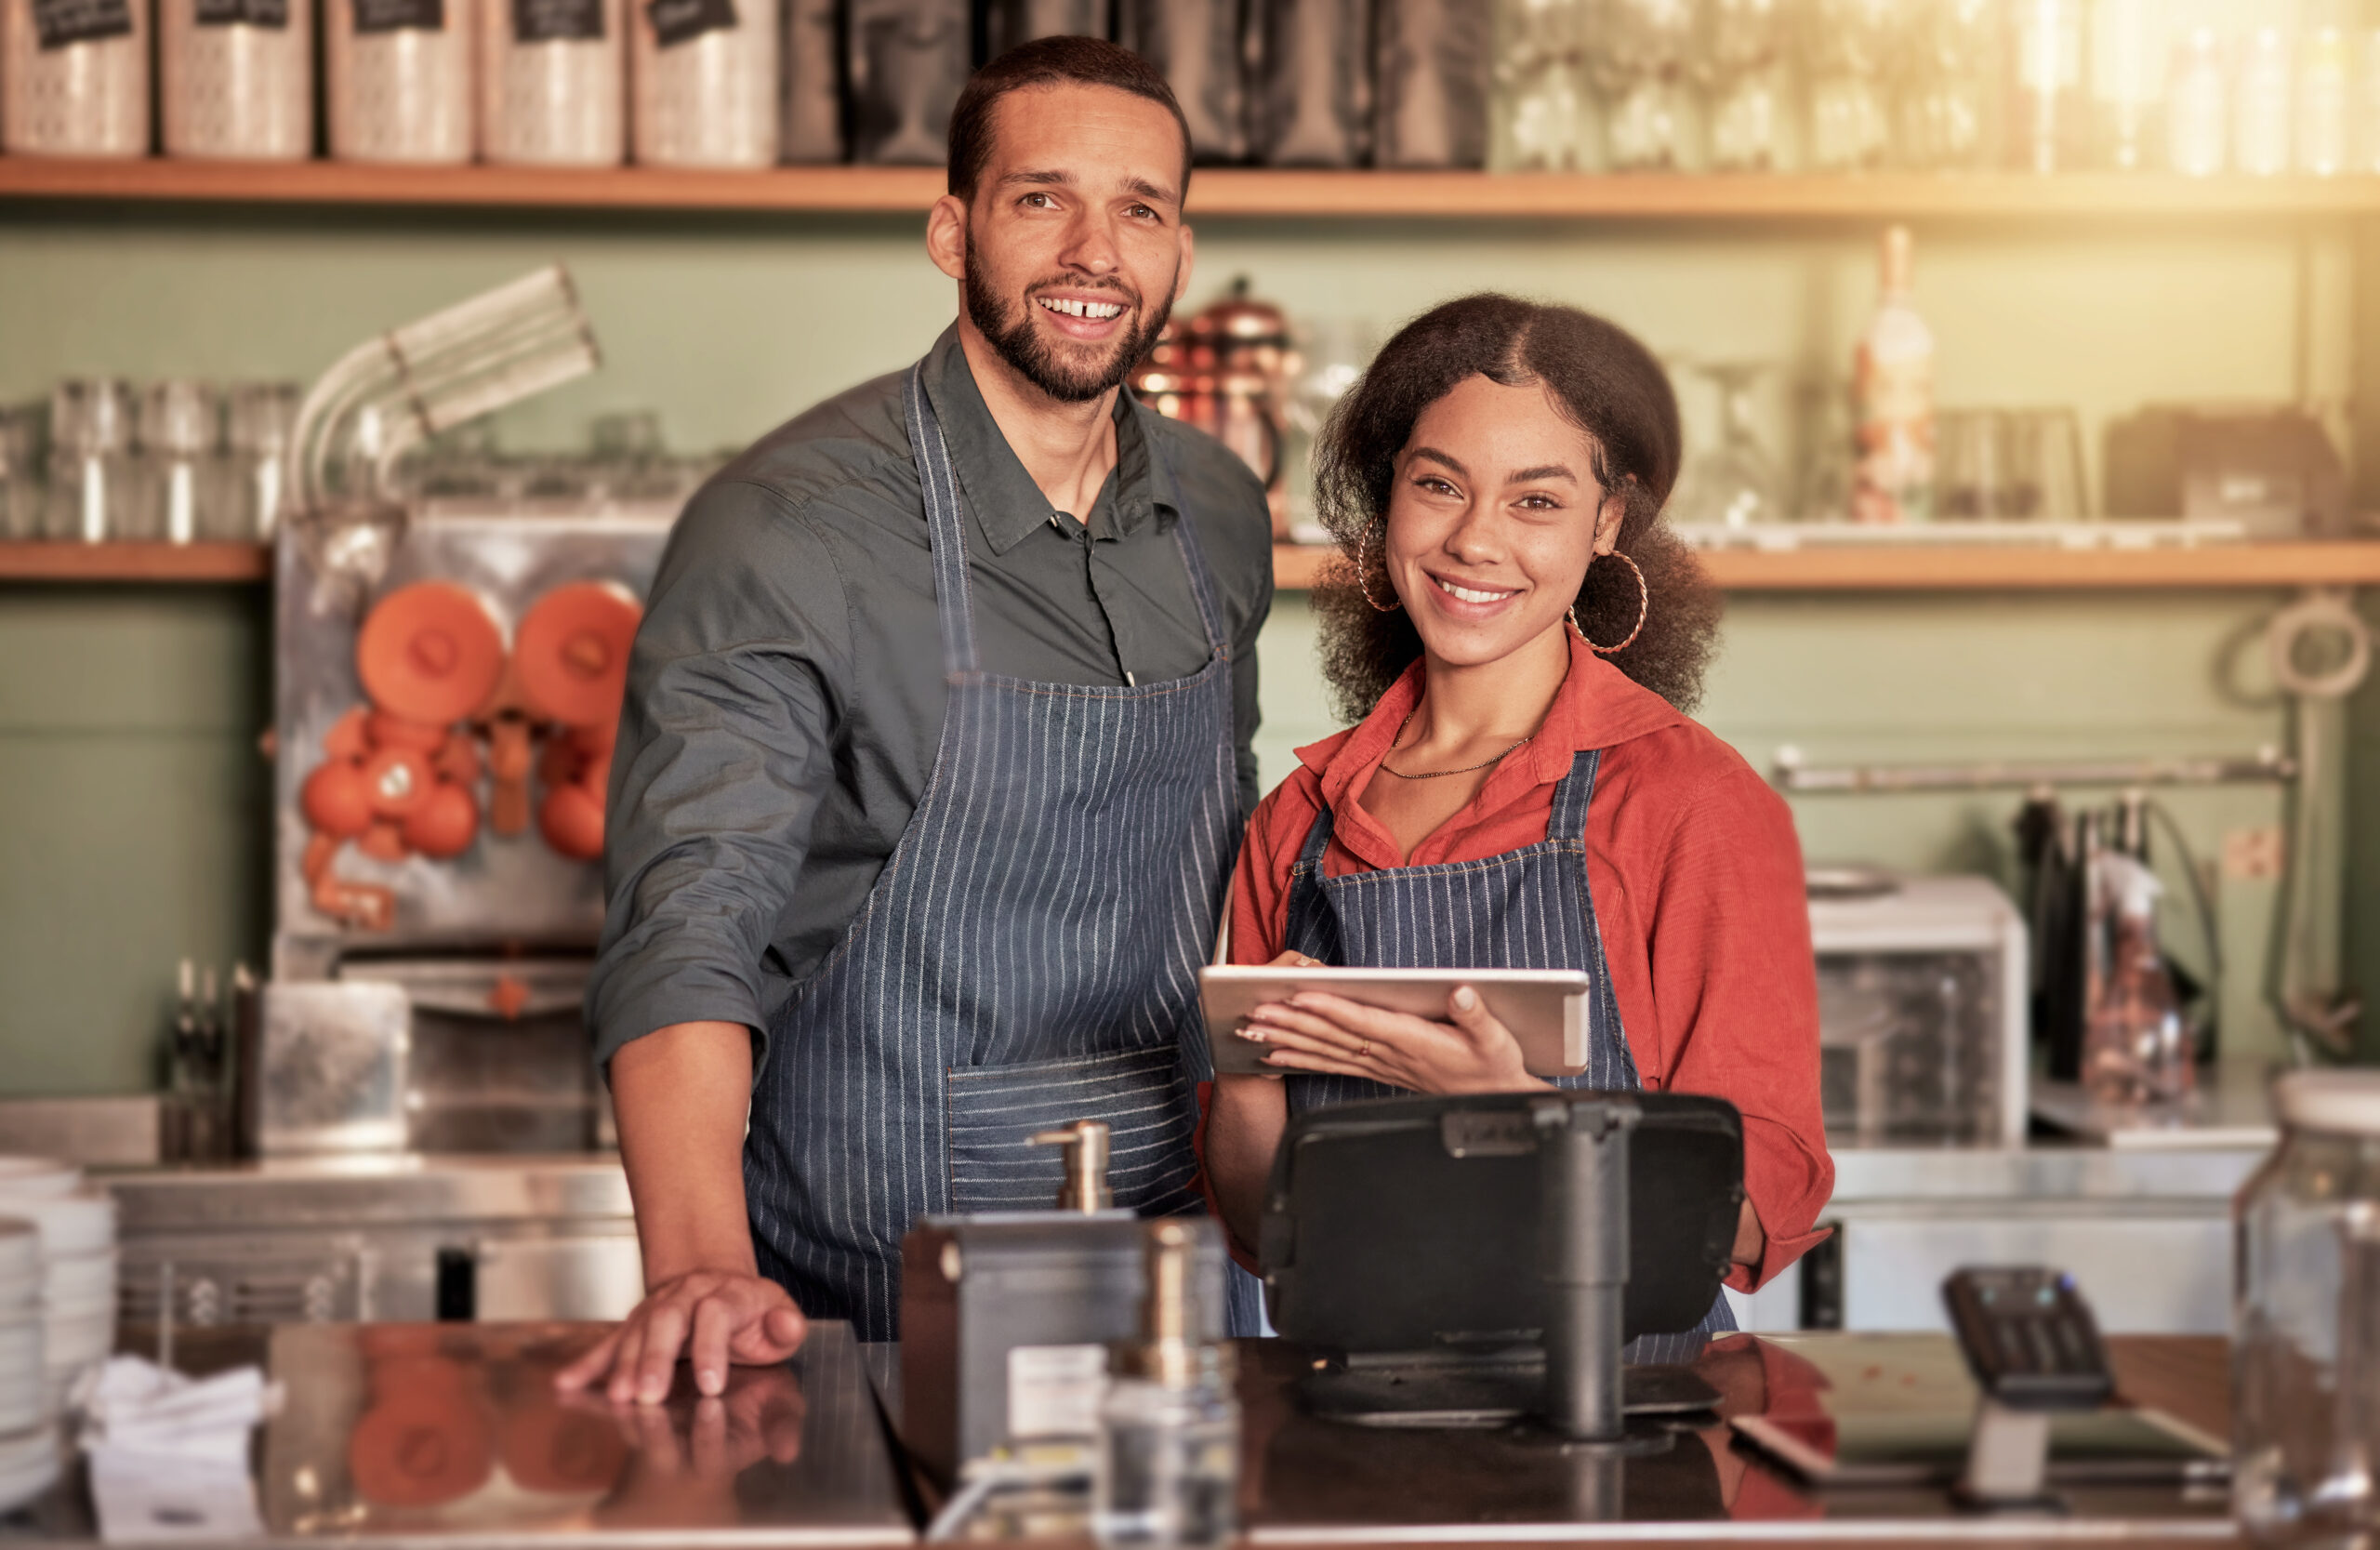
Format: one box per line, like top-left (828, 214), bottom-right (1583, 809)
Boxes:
top-left (46, 380), bottom-right (136, 545)
top-left (328, 0), bottom-right (475, 162)
top-left (0, 407), bottom-right (41, 540)
top-left (223, 382), bottom-right (298, 540)
top-left (482, 0), bottom-right (623, 164)
top-left (2235, 1071), bottom-right (2380, 1550)
top-left (161, 0), bottom-right (312, 158)
top-left (1, 0), bottom-right (150, 156)
top-left (134, 381), bottom-right (222, 546)
top-left (632, 0), bottom-right (778, 166)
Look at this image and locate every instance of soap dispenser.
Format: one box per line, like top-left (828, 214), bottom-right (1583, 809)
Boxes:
top-left (1092, 1220), bottom-right (1239, 1547)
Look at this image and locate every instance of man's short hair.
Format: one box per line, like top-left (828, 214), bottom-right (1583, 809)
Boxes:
top-left (945, 35), bottom-right (1194, 205)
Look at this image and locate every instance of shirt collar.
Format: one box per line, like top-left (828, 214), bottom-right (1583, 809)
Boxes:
top-left (919, 324), bottom-right (1175, 555)
top-left (1293, 631), bottom-right (1689, 868)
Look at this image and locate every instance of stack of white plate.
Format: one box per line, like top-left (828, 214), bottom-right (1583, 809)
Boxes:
top-left (0, 1159), bottom-right (115, 1419)
top-left (0, 1213), bottom-right (54, 1514)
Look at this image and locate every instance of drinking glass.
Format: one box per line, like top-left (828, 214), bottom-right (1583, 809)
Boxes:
top-left (223, 382), bottom-right (298, 540)
top-left (2235, 24), bottom-right (2294, 177)
top-left (46, 379), bottom-right (135, 544)
top-left (2168, 26), bottom-right (2229, 177)
top-left (136, 379), bottom-right (222, 546)
top-left (1698, 0), bottom-right (1786, 170)
top-left (2006, 407), bottom-right (2087, 522)
top-left (1589, 0), bottom-right (1697, 170)
top-left (0, 406), bottom-right (40, 539)
top-left (2091, 0), bottom-right (2165, 170)
top-left (1935, 410), bottom-right (2012, 520)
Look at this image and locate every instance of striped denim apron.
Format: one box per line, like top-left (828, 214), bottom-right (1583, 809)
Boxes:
top-left (1279, 748), bottom-right (1735, 1361)
top-left (744, 364), bottom-right (1238, 1341)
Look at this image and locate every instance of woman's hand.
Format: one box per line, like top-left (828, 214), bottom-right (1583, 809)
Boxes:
top-left (1240, 985), bottom-right (1550, 1095)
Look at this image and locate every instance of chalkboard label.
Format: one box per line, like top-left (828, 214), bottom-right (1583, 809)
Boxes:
top-left (514, 0), bottom-right (602, 41)
top-left (32, 0), bottom-right (132, 49)
top-left (352, 0), bottom-right (443, 35)
top-left (647, 0), bottom-right (733, 47)
top-left (195, 0), bottom-right (289, 28)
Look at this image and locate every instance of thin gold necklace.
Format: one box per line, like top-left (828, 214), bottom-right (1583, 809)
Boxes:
top-left (1378, 712), bottom-right (1533, 781)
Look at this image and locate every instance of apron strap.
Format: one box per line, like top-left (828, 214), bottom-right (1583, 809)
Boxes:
top-left (1167, 506), bottom-right (1232, 660)
top-left (1547, 748), bottom-right (1602, 844)
top-left (904, 363), bottom-right (981, 678)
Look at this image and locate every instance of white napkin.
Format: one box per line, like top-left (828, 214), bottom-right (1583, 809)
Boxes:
top-left (80, 1356), bottom-right (282, 1543)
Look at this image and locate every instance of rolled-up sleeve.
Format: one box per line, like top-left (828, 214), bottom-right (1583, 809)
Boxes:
top-left (1642, 766), bottom-right (1834, 1292)
top-left (588, 479), bottom-right (851, 1074)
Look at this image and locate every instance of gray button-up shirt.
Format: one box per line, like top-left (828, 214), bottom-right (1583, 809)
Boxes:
top-left (589, 326), bottom-right (1275, 1068)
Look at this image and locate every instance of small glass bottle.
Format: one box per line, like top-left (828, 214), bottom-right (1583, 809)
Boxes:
top-left (2235, 1071), bottom-right (2380, 1549)
top-left (1093, 1222), bottom-right (1237, 1550)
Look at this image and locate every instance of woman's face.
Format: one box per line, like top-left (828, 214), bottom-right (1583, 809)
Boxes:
top-left (1382, 374), bottom-right (1623, 670)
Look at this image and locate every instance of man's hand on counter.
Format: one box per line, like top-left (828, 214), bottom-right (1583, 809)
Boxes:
top-left (556, 1270), bottom-right (809, 1405)
top-left (562, 1021), bottom-right (808, 1404)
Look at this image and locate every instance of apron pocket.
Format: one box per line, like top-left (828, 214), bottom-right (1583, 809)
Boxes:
top-left (945, 1045), bottom-right (1203, 1217)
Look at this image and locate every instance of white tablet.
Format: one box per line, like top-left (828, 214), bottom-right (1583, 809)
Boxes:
top-left (1198, 965), bottom-right (1593, 1080)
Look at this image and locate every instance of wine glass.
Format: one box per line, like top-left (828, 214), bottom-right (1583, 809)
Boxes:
top-left (1671, 362), bottom-right (1787, 529)
top-left (1899, 0), bottom-right (1999, 169)
top-left (1492, 0), bottom-right (1593, 171)
top-left (1698, 0), bottom-right (1786, 171)
top-left (1800, 0), bottom-right (1899, 170)
top-left (1589, 0), bottom-right (1698, 170)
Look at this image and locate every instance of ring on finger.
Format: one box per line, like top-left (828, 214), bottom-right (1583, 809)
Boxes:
top-left (1359, 1040), bottom-right (1372, 1059)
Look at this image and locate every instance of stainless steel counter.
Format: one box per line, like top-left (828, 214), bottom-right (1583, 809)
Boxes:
top-left (3, 1328), bottom-right (2238, 1545)
top-left (99, 1156), bottom-right (640, 1327)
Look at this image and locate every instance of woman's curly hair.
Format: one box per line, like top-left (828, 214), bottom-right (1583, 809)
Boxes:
top-left (1309, 293), bottom-right (1722, 723)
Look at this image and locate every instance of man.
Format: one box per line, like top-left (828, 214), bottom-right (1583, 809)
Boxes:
top-left (561, 36), bottom-right (1273, 1404)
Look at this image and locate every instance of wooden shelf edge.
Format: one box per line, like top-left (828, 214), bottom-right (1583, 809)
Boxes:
top-left (0, 540), bottom-right (271, 581)
top-left (7, 157), bottom-right (2380, 219)
top-left (1273, 541), bottom-right (2380, 591)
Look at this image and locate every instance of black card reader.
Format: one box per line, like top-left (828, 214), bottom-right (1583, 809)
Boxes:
top-left (1941, 1266), bottom-right (2115, 1509)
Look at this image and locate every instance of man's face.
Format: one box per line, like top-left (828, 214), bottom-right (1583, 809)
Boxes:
top-left (950, 83), bottom-right (1193, 404)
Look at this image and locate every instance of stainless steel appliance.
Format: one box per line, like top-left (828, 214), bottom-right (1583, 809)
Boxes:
top-left (1809, 871), bottom-right (2030, 1148)
top-left (254, 501), bottom-right (673, 1159)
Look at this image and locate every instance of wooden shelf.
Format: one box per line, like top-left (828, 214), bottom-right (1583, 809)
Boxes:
top-left (7, 157), bottom-right (2380, 219)
top-left (1272, 541), bottom-right (2380, 591)
top-left (0, 540), bottom-right (270, 581)
top-left (10, 537), bottom-right (2372, 590)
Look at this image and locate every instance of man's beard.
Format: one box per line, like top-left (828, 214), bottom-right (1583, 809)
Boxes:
top-left (963, 245), bottom-right (1176, 404)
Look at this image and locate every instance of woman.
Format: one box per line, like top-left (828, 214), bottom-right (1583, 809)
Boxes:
top-left (1204, 295), bottom-right (1831, 1321)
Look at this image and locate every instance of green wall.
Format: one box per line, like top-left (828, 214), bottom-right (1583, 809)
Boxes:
top-left (0, 202), bottom-right (2368, 1090)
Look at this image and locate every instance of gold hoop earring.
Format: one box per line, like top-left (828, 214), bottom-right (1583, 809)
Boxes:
top-left (1356, 520), bottom-right (1402, 614)
top-left (1569, 551), bottom-right (1648, 656)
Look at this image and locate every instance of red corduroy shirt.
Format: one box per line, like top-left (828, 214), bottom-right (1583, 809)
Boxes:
top-left (1220, 632), bottom-right (1833, 1292)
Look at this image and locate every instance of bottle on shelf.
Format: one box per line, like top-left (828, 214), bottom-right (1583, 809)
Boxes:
top-left (1850, 225), bottom-right (1934, 526)
top-left (2081, 845), bottom-right (2192, 1107)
